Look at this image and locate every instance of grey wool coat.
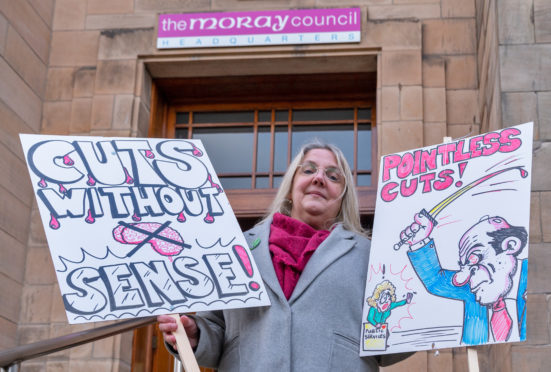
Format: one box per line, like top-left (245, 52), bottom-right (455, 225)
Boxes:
top-left (174, 218), bottom-right (410, 371)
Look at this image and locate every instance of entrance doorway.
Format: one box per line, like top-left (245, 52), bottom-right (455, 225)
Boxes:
top-left (132, 71), bottom-right (377, 371)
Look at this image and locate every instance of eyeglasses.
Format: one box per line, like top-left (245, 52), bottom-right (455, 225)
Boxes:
top-left (297, 162), bottom-right (343, 183)
top-left (379, 290), bottom-right (391, 303)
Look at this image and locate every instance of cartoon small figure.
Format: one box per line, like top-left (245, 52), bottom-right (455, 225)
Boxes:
top-left (400, 213), bottom-right (528, 344)
top-left (366, 280), bottom-right (413, 328)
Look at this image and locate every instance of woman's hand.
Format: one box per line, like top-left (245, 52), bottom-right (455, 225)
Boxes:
top-left (157, 314), bottom-right (199, 350)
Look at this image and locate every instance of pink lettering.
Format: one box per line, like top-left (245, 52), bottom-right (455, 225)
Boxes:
top-left (482, 132), bottom-right (501, 156)
top-left (437, 143), bottom-right (456, 165)
top-left (381, 182), bottom-right (398, 202)
top-left (434, 169), bottom-right (454, 191)
top-left (420, 148), bottom-right (437, 173)
top-left (419, 173), bottom-right (436, 193)
top-left (453, 140), bottom-right (471, 162)
top-left (499, 128), bottom-right (522, 153)
top-left (469, 135), bottom-right (484, 158)
top-left (397, 152), bottom-right (414, 179)
top-left (400, 178), bottom-right (417, 197)
top-left (382, 154), bottom-right (401, 182)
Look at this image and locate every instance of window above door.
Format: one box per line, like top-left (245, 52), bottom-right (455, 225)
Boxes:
top-left (173, 103), bottom-right (374, 190)
top-left (151, 72), bottom-right (377, 216)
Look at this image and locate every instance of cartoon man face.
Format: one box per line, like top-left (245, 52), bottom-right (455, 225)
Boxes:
top-left (451, 216), bottom-right (526, 306)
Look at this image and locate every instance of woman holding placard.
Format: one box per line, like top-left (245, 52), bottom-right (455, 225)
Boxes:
top-left (158, 142), bottom-right (410, 371)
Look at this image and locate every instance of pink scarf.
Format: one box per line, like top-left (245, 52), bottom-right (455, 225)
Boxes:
top-left (269, 213), bottom-right (330, 299)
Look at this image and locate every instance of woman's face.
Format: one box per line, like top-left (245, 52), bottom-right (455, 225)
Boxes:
top-left (377, 290), bottom-right (392, 312)
top-left (290, 149), bottom-right (345, 230)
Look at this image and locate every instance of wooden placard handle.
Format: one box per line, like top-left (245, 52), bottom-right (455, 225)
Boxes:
top-left (447, 133), bottom-right (479, 372)
top-left (169, 314), bottom-right (201, 372)
top-left (467, 347), bottom-right (480, 372)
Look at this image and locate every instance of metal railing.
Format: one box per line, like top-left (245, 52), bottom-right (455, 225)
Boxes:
top-left (0, 317), bottom-right (158, 372)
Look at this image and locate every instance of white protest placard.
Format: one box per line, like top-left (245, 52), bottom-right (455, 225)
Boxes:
top-left (20, 134), bottom-right (271, 324)
top-left (360, 123), bottom-right (533, 355)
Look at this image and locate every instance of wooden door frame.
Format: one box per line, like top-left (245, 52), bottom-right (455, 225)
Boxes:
top-left (148, 73), bottom-right (378, 217)
top-left (136, 49), bottom-right (380, 372)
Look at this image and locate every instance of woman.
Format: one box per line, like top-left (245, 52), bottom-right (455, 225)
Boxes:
top-left (366, 280), bottom-right (413, 328)
top-left (158, 142), bottom-right (410, 371)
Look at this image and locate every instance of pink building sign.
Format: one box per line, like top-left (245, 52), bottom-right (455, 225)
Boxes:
top-left (157, 8), bottom-right (361, 49)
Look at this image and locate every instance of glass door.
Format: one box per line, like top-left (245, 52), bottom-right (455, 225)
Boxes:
top-left (169, 101), bottom-right (376, 216)
top-left (134, 72), bottom-right (377, 372)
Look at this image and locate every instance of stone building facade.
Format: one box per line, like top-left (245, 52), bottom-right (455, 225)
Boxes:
top-left (0, 0), bottom-right (550, 371)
